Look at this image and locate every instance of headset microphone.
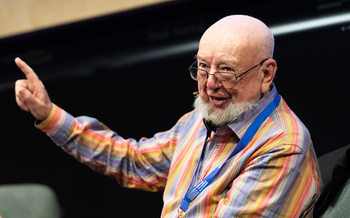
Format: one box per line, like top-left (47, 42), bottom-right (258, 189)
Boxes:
top-left (193, 91), bottom-right (199, 95)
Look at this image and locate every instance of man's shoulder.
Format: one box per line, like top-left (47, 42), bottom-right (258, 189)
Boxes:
top-left (272, 97), bottom-right (311, 148)
top-left (178, 109), bottom-right (202, 123)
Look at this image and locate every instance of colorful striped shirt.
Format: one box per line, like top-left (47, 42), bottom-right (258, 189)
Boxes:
top-left (36, 84), bottom-right (323, 217)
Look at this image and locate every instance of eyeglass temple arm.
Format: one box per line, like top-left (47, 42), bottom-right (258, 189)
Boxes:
top-left (236, 59), bottom-right (269, 79)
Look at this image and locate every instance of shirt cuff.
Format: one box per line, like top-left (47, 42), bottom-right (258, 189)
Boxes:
top-left (35, 104), bottom-right (75, 145)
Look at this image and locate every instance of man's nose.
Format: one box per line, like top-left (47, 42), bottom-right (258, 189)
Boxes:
top-left (206, 72), bottom-right (222, 90)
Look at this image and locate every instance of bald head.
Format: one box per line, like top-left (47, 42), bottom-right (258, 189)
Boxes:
top-left (199, 15), bottom-right (274, 63)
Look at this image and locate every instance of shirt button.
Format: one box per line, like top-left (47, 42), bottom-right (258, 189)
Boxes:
top-left (215, 144), bottom-right (219, 148)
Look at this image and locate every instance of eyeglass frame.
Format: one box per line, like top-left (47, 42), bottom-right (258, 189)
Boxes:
top-left (189, 58), bottom-right (269, 82)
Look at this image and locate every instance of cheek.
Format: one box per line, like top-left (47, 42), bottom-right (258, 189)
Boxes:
top-left (223, 83), bottom-right (239, 98)
top-left (225, 82), bottom-right (259, 103)
top-left (236, 83), bottom-right (261, 102)
top-left (198, 81), bottom-right (209, 102)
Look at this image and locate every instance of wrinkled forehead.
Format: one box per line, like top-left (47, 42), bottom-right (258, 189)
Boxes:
top-left (198, 23), bottom-right (256, 64)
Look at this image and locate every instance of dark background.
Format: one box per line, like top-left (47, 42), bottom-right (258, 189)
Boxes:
top-left (0, 0), bottom-right (349, 217)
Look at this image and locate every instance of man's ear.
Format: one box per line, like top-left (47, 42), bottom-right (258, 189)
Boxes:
top-left (261, 59), bottom-right (277, 94)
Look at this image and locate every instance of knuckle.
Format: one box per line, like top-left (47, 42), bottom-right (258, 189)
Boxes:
top-left (15, 79), bottom-right (26, 87)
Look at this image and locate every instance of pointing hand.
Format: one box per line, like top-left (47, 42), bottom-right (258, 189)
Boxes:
top-left (15, 57), bottom-right (52, 120)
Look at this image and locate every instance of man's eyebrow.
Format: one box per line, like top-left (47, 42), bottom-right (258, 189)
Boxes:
top-left (194, 55), bottom-right (206, 62)
top-left (219, 61), bottom-right (236, 67)
top-left (194, 55), bottom-right (236, 65)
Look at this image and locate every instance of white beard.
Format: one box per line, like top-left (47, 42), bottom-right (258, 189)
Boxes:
top-left (193, 95), bottom-right (258, 126)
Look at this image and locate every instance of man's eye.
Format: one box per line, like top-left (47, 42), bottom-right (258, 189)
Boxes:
top-left (198, 63), bottom-right (208, 68)
top-left (223, 67), bottom-right (234, 72)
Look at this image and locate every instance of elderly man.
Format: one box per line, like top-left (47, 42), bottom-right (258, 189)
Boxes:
top-left (15, 15), bottom-right (322, 217)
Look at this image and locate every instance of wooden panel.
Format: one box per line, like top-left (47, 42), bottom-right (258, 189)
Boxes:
top-left (0, 0), bottom-right (164, 38)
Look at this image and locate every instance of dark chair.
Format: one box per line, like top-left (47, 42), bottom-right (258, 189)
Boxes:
top-left (314, 144), bottom-right (350, 218)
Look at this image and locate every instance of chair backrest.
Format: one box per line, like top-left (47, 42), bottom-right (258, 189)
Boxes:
top-left (319, 178), bottom-right (350, 218)
top-left (0, 184), bottom-right (61, 218)
top-left (314, 144), bottom-right (350, 218)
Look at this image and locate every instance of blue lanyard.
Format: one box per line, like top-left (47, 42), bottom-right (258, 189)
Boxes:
top-left (179, 92), bottom-right (281, 212)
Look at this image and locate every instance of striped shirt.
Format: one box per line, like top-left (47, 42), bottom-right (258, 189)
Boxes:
top-left (37, 84), bottom-right (323, 217)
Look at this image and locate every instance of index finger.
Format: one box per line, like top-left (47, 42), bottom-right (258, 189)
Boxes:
top-left (15, 57), bottom-right (40, 84)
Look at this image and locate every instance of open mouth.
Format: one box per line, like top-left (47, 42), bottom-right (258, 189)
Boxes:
top-left (211, 96), bottom-right (228, 101)
top-left (209, 96), bottom-right (229, 107)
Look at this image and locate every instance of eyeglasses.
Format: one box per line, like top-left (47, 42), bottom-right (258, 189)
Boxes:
top-left (189, 59), bottom-right (268, 85)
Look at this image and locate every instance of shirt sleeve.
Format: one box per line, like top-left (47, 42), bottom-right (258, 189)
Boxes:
top-left (214, 143), bottom-right (321, 217)
top-left (36, 104), bottom-right (178, 192)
